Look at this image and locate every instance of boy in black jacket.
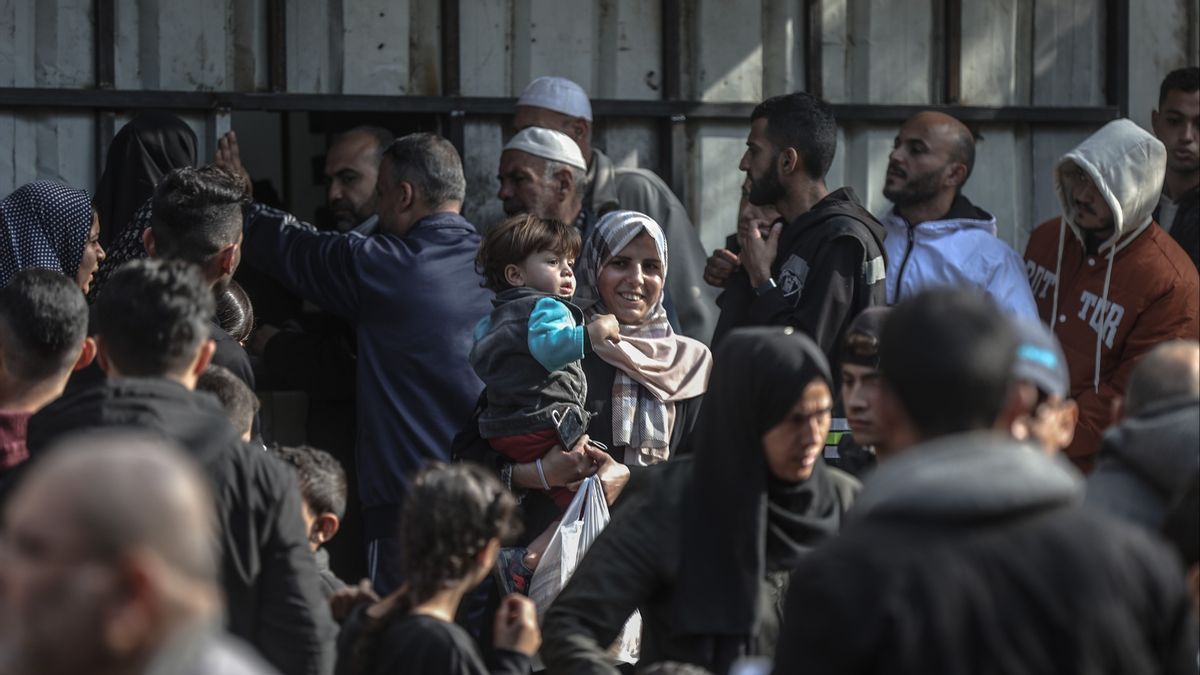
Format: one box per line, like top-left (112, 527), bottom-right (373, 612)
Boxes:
top-left (25, 259), bottom-right (336, 675)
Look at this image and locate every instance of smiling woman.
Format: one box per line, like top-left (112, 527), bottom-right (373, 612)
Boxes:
top-left (576, 210), bottom-right (713, 467)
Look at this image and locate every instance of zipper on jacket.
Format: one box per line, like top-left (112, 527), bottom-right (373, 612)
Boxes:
top-left (892, 224), bottom-right (916, 304)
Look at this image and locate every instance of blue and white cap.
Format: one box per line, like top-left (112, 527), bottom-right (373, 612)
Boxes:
top-left (1012, 317), bottom-right (1070, 398)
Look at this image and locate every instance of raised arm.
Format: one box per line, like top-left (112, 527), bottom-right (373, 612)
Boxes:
top-left (240, 203), bottom-right (363, 320)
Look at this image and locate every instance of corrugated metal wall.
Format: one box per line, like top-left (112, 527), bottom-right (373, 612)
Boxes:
top-left (1, 0), bottom-right (1197, 253)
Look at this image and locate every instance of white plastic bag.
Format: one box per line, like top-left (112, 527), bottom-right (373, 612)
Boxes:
top-left (528, 475), bottom-right (642, 665)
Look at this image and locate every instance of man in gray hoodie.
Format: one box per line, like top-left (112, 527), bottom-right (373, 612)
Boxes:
top-left (773, 289), bottom-right (1196, 675)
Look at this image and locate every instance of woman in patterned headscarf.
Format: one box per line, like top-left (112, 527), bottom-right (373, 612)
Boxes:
top-left (0, 181), bottom-right (105, 293)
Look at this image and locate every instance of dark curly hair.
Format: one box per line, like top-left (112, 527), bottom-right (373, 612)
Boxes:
top-left (342, 462), bottom-right (520, 675)
top-left (270, 444), bottom-right (348, 518)
top-left (400, 462), bottom-right (521, 603)
top-left (475, 213), bottom-right (580, 292)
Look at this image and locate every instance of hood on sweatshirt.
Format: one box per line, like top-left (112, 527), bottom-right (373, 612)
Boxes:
top-left (852, 431), bottom-right (1082, 523)
top-left (1049, 120), bottom-right (1168, 393)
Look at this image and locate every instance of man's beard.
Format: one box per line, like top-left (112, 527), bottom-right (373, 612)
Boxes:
top-left (883, 164), bottom-right (944, 207)
top-left (330, 198), bottom-right (373, 231)
top-left (746, 159), bottom-right (784, 207)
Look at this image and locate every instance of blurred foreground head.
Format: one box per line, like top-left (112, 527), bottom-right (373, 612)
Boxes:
top-left (0, 432), bottom-right (220, 675)
top-left (877, 288), bottom-right (1018, 456)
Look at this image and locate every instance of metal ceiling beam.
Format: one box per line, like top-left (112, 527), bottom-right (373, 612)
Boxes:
top-left (0, 87), bottom-right (1122, 125)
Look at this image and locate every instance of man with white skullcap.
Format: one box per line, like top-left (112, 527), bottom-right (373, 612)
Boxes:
top-left (498, 126), bottom-right (589, 226)
top-left (511, 76), bottom-right (719, 344)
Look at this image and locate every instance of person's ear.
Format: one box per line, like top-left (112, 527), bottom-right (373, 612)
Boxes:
top-left (554, 168), bottom-right (574, 198)
top-left (477, 536), bottom-right (501, 570)
top-left (215, 243), bottom-right (239, 278)
top-left (995, 383), bottom-right (1029, 434)
top-left (313, 513), bottom-right (341, 545)
top-left (874, 382), bottom-right (917, 459)
top-left (190, 339), bottom-right (216, 380)
top-left (504, 263), bottom-right (525, 287)
top-left (779, 148), bottom-right (800, 176)
top-left (73, 336), bottom-right (97, 372)
top-left (104, 554), bottom-right (157, 657)
top-left (397, 181), bottom-right (416, 211)
top-left (567, 118), bottom-right (590, 146)
top-left (1054, 399), bottom-right (1079, 451)
top-left (95, 335), bottom-right (113, 375)
top-left (945, 161), bottom-right (969, 189)
top-left (142, 228), bottom-right (157, 257)
top-left (1151, 109), bottom-right (1161, 134)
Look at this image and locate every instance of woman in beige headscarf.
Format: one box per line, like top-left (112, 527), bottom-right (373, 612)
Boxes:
top-left (574, 209), bottom-right (712, 467)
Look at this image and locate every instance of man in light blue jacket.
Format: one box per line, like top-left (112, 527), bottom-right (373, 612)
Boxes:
top-left (882, 111), bottom-right (1038, 318)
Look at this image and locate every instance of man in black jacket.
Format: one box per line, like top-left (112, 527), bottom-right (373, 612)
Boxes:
top-left (773, 289), bottom-right (1197, 675)
top-left (711, 92), bottom-right (887, 374)
top-left (25, 259), bottom-right (335, 675)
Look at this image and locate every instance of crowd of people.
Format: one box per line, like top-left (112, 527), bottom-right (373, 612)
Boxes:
top-left (0, 66), bottom-right (1196, 675)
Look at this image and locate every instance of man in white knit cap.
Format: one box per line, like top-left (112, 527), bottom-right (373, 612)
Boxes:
top-left (512, 76), bottom-right (719, 344)
top-left (498, 126), bottom-right (589, 226)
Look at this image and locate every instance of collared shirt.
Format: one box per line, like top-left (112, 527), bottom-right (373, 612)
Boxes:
top-left (1157, 192), bottom-right (1180, 233)
top-left (351, 214), bottom-right (379, 236)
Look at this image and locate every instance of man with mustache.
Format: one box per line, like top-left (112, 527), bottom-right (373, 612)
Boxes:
top-left (711, 92), bottom-right (887, 376)
top-left (496, 126), bottom-right (589, 228)
top-left (1023, 119), bottom-right (1200, 473)
top-left (881, 112), bottom-right (1038, 318)
top-left (324, 126), bottom-right (394, 234)
top-left (1151, 67), bottom-right (1199, 270)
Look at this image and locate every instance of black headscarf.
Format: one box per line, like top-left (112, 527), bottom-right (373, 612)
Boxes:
top-left (94, 111), bottom-right (196, 249)
top-left (673, 326), bottom-right (842, 637)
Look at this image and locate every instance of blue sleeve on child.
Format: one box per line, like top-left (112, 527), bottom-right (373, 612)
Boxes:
top-left (528, 297), bottom-right (584, 372)
top-left (472, 315), bottom-right (491, 344)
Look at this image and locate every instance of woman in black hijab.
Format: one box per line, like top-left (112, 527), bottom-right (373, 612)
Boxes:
top-left (540, 326), bottom-right (860, 674)
top-left (93, 111), bottom-right (197, 249)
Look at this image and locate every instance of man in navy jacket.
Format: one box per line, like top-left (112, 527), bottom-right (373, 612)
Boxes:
top-left (242, 133), bottom-right (493, 594)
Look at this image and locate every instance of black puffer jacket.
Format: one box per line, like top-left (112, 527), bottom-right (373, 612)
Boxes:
top-left (25, 377), bottom-right (336, 675)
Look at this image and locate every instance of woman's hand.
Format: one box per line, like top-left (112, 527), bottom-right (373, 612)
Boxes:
top-left (578, 445), bottom-right (631, 506)
top-left (493, 594), bottom-right (541, 656)
top-left (537, 434), bottom-right (597, 487)
top-left (587, 314), bottom-right (621, 345)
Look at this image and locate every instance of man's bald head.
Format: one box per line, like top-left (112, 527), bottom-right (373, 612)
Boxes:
top-left (10, 432), bottom-right (218, 582)
top-left (911, 111), bottom-right (976, 181)
top-left (1125, 340), bottom-right (1200, 416)
top-left (885, 111), bottom-right (977, 208)
top-left (1, 433), bottom-right (219, 675)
